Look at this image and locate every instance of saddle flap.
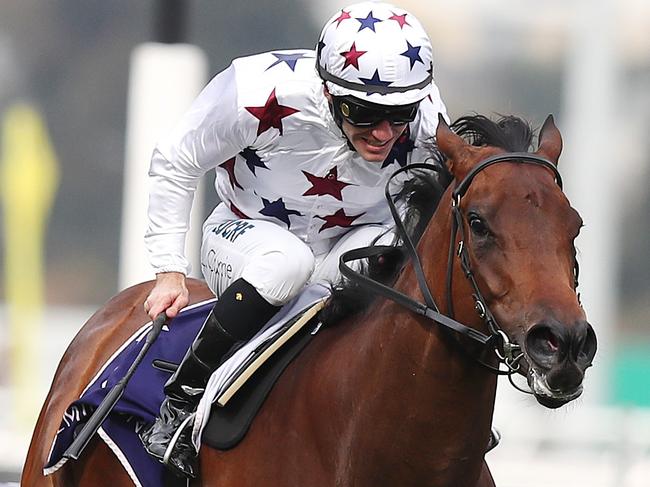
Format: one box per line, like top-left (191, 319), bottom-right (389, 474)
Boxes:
top-left (201, 300), bottom-right (325, 450)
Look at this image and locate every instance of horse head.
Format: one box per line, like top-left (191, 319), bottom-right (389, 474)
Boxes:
top-left (434, 114), bottom-right (597, 408)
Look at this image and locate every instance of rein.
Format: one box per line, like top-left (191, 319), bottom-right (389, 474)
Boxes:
top-left (339, 152), bottom-right (565, 378)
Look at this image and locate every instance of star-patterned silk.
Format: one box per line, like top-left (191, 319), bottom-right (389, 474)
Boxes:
top-left (145, 49), bottom-right (447, 274)
top-left (244, 88), bottom-right (299, 136)
top-left (302, 167), bottom-right (353, 200)
top-left (341, 42), bottom-right (367, 70)
top-left (317, 2), bottom-right (434, 105)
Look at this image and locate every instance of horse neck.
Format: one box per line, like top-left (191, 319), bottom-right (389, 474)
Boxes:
top-left (331, 192), bottom-right (498, 482)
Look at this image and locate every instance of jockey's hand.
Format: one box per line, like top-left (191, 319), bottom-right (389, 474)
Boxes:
top-left (144, 271), bottom-right (190, 320)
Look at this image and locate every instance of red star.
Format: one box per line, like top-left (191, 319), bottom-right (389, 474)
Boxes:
top-left (389, 12), bottom-right (410, 29)
top-left (230, 202), bottom-right (249, 219)
top-left (317, 208), bottom-right (365, 232)
top-left (302, 167), bottom-right (353, 200)
top-left (245, 89), bottom-right (299, 136)
top-left (219, 157), bottom-right (242, 189)
top-left (341, 42), bottom-right (367, 70)
top-left (333, 10), bottom-right (352, 27)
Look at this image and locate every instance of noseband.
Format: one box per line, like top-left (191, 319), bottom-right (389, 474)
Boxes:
top-left (340, 152), bottom-right (571, 378)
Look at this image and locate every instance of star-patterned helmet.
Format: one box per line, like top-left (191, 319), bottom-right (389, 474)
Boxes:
top-left (317, 2), bottom-right (434, 106)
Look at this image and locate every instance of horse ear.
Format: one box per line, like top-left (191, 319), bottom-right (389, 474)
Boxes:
top-left (436, 114), bottom-right (468, 176)
top-left (536, 115), bottom-right (563, 165)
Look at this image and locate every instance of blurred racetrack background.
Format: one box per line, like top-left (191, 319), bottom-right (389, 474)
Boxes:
top-left (1, 0), bottom-right (649, 485)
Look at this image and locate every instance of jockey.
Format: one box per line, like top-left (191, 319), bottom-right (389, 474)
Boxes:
top-left (140, 1), bottom-right (448, 478)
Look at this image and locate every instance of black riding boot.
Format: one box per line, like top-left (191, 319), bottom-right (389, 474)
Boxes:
top-left (140, 278), bottom-right (279, 478)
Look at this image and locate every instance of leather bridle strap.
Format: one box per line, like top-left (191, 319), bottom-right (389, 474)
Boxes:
top-left (340, 160), bottom-right (497, 347)
top-left (452, 152), bottom-right (563, 198)
top-left (339, 245), bottom-right (493, 345)
top-left (382, 163), bottom-right (443, 310)
top-left (338, 152), bottom-right (564, 376)
top-left (445, 151), bottom-right (563, 329)
top-left (443, 152), bottom-right (564, 371)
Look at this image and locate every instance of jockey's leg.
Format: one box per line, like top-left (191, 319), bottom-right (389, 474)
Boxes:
top-left (141, 215), bottom-right (315, 478)
top-left (310, 223), bottom-right (393, 284)
top-left (140, 278), bottom-right (279, 477)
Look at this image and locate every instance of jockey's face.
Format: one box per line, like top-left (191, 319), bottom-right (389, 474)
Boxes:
top-left (324, 88), bottom-right (410, 163)
top-left (342, 119), bottom-right (407, 162)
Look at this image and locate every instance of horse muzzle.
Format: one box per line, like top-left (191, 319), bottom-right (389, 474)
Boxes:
top-left (522, 319), bottom-right (597, 409)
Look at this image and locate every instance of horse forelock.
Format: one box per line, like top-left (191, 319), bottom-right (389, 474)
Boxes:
top-left (452, 114), bottom-right (535, 153)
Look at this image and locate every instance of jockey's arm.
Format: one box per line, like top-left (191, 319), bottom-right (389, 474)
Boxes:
top-left (144, 271), bottom-right (189, 320)
top-left (143, 63), bottom-right (252, 319)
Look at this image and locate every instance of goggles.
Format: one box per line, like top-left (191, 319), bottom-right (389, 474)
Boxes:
top-left (331, 96), bottom-right (419, 127)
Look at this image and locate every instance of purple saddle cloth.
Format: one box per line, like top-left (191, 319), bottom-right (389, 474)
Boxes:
top-left (44, 299), bottom-right (216, 487)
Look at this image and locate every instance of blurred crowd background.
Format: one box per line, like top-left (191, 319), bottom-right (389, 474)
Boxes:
top-left (1, 0), bottom-right (649, 485)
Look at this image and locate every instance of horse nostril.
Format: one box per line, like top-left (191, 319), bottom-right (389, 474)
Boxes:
top-left (574, 321), bottom-right (597, 366)
top-left (525, 323), bottom-right (564, 369)
top-left (546, 330), bottom-right (560, 352)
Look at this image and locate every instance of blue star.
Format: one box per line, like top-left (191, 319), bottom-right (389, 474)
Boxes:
top-left (400, 41), bottom-right (423, 69)
top-left (356, 12), bottom-right (382, 32)
top-left (267, 52), bottom-right (311, 72)
top-left (359, 69), bottom-right (392, 88)
top-left (382, 129), bottom-right (415, 168)
top-left (240, 147), bottom-right (267, 175)
top-left (259, 197), bottom-right (302, 228)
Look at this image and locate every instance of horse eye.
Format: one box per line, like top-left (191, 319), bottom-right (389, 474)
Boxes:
top-left (469, 214), bottom-right (490, 237)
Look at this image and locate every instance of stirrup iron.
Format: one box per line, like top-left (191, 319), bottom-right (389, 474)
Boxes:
top-left (162, 413), bottom-right (197, 466)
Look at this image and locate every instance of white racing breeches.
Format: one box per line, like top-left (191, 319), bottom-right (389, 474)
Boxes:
top-left (201, 205), bottom-right (393, 306)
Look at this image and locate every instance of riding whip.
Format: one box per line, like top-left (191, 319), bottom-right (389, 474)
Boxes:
top-left (63, 312), bottom-right (167, 461)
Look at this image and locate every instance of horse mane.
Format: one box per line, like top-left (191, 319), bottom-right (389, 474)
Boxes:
top-left (319, 114), bottom-right (534, 327)
top-left (453, 114), bottom-right (534, 152)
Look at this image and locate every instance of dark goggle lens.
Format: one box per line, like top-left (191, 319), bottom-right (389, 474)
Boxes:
top-left (336, 97), bottom-right (418, 127)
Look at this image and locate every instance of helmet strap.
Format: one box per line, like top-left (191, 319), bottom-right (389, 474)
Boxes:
top-left (325, 87), bottom-right (357, 153)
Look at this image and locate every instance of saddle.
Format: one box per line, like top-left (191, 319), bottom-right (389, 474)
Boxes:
top-left (204, 316), bottom-right (318, 450)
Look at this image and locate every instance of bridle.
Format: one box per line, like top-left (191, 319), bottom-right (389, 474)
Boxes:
top-left (340, 151), bottom-right (572, 382)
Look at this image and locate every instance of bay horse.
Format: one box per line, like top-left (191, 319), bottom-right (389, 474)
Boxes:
top-left (22, 114), bottom-right (597, 487)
